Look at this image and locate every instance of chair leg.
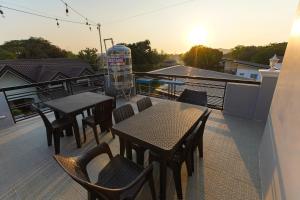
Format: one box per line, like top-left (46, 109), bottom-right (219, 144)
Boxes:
top-left (136, 149), bottom-right (145, 166)
top-left (149, 174), bottom-right (157, 200)
top-left (185, 157), bottom-right (193, 177)
top-left (191, 151), bottom-right (195, 172)
top-left (172, 163), bottom-right (183, 200)
top-left (88, 191), bottom-right (97, 200)
top-left (110, 129), bottom-right (115, 139)
top-left (92, 125), bottom-right (100, 144)
top-left (53, 131), bottom-right (61, 154)
top-left (198, 137), bottom-right (203, 158)
top-left (82, 122), bottom-right (87, 143)
top-left (46, 129), bottom-right (52, 146)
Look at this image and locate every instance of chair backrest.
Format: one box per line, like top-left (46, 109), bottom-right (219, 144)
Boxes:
top-left (137, 97), bottom-right (152, 112)
top-left (94, 99), bottom-right (113, 125)
top-left (54, 155), bottom-right (117, 199)
top-left (113, 104), bottom-right (134, 124)
top-left (177, 89), bottom-right (207, 106)
top-left (31, 104), bottom-right (53, 130)
top-left (184, 110), bottom-right (212, 148)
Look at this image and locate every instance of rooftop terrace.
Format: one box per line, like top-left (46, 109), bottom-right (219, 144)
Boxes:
top-left (0, 96), bottom-right (264, 200)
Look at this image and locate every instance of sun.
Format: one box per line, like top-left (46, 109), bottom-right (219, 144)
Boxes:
top-left (188, 26), bottom-right (208, 45)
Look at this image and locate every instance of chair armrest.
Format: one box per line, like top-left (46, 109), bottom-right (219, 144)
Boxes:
top-left (79, 142), bottom-right (114, 168)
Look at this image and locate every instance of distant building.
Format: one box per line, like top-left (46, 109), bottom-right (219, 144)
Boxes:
top-left (223, 56), bottom-right (283, 81)
top-left (0, 58), bottom-right (94, 114)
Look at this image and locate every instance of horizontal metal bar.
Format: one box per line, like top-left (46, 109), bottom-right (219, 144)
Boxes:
top-left (0, 73), bottom-right (106, 92)
top-left (134, 72), bottom-right (261, 85)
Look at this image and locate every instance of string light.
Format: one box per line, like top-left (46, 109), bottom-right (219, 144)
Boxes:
top-left (65, 3), bottom-right (69, 16)
top-left (56, 18), bottom-right (60, 27)
top-left (0, 5), bottom-right (97, 27)
top-left (59, 0), bottom-right (97, 24)
top-left (0, 6), bottom-right (4, 18)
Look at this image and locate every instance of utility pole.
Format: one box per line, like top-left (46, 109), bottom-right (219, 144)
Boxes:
top-left (97, 23), bottom-right (104, 69)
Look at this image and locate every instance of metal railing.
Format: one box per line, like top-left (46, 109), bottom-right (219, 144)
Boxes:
top-left (0, 71), bottom-right (261, 123)
top-left (0, 73), bottom-right (106, 122)
top-left (134, 72), bottom-right (261, 110)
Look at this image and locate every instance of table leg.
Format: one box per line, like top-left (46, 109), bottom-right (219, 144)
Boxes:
top-left (126, 142), bottom-right (133, 160)
top-left (54, 111), bottom-right (65, 137)
top-left (54, 111), bottom-right (60, 120)
top-left (159, 159), bottom-right (167, 200)
top-left (119, 137), bottom-right (125, 156)
top-left (72, 115), bottom-right (81, 148)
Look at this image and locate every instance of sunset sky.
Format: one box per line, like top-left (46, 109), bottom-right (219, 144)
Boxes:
top-left (0, 0), bottom-right (299, 53)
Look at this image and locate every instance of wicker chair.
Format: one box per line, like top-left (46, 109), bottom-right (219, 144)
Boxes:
top-left (32, 104), bottom-right (73, 154)
top-left (137, 97), bottom-right (152, 112)
top-left (149, 144), bottom-right (191, 199)
top-left (54, 143), bottom-right (156, 200)
top-left (177, 89), bottom-right (207, 106)
top-left (82, 99), bottom-right (114, 144)
top-left (185, 110), bottom-right (211, 173)
top-left (113, 104), bottom-right (147, 166)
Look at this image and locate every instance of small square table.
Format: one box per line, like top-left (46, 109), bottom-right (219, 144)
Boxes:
top-left (44, 92), bottom-right (112, 148)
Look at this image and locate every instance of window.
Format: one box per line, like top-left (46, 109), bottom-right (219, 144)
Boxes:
top-left (239, 73), bottom-right (245, 76)
top-left (250, 74), bottom-right (258, 79)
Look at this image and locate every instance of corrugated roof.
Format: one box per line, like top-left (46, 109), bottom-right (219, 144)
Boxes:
top-left (0, 58), bottom-right (93, 82)
top-left (150, 65), bottom-right (252, 81)
top-left (233, 60), bottom-right (270, 69)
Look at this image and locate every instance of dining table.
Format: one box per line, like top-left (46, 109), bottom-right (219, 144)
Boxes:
top-left (44, 92), bottom-right (113, 148)
top-left (111, 101), bottom-right (207, 200)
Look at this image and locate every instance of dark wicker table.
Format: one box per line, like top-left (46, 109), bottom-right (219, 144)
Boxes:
top-left (44, 92), bottom-right (112, 148)
top-left (112, 101), bottom-right (207, 200)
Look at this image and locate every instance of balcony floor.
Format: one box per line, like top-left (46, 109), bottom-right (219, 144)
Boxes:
top-left (0, 96), bottom-right (264, 200)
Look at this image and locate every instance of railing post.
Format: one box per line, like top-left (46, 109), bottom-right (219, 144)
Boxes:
top-left (222, 82), bottom-right (227, 110)
top-left (3, 91), bottom-right (16, 124)
top-left (66, 80), bottom-right (73, 95)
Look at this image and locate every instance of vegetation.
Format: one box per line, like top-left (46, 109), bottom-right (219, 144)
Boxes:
top-left (78, 48), bottom-right (99, 71)
top-left (182, 45), bottom-right (223, 72)
top-left (226, 43), bottom-right (287, 64)
top-left (122, 40), bottom-right (167, 72)
top-left (0, 37), bottom-right (76, 59)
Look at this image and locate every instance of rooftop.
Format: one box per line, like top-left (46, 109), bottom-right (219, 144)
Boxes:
top-left (0, 58), bottom-right (93, 82)
top-left (0, 96), bottom-right (264, 200)
top-left (150, 65), bottom-right (252, 81)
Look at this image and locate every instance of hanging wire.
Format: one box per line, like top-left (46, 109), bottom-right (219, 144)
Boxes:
top-left (59, 0), bottom-right (97, 24)
top-left (103, 0), bottom-right (196, 26)
top-left (0, 5), bottom-right (97, 26)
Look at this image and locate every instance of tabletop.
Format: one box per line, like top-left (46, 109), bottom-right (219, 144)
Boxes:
top-left (44, 92), bottom-right (112, 115)
top-left (112, 101), bottom-right (207, 154)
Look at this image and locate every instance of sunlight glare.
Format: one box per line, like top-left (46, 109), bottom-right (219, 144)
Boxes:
top-left (188, 26), bottom-right (208, 45)
top-left (291, 18), bottom-right (300, 36)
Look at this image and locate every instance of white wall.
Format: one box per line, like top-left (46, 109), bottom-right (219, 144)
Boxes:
top-left (0, 71), bottom-right (39, 102)
top-left (236, 66), bottom-right (261, 80)
top-left (259, 3), bottom-right (300, 199)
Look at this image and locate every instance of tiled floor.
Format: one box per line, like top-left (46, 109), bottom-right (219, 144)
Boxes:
top-left (0, 96), bottom-right (265, 200)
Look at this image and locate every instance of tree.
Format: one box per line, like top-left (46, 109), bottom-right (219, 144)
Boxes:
top-left (121, 40), bottom-right (167, 72)
top-left (226, 42), bottom-right (287, 64)
top-left (78, 48), bottom-right (99, 71)
top-left (0, 37), bottom-right (75, 59)
top-left (183, 45), bottom-right (223, 71)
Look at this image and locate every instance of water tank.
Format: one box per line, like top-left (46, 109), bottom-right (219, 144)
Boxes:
top-left (106, 45), bottom-right (133, 93)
